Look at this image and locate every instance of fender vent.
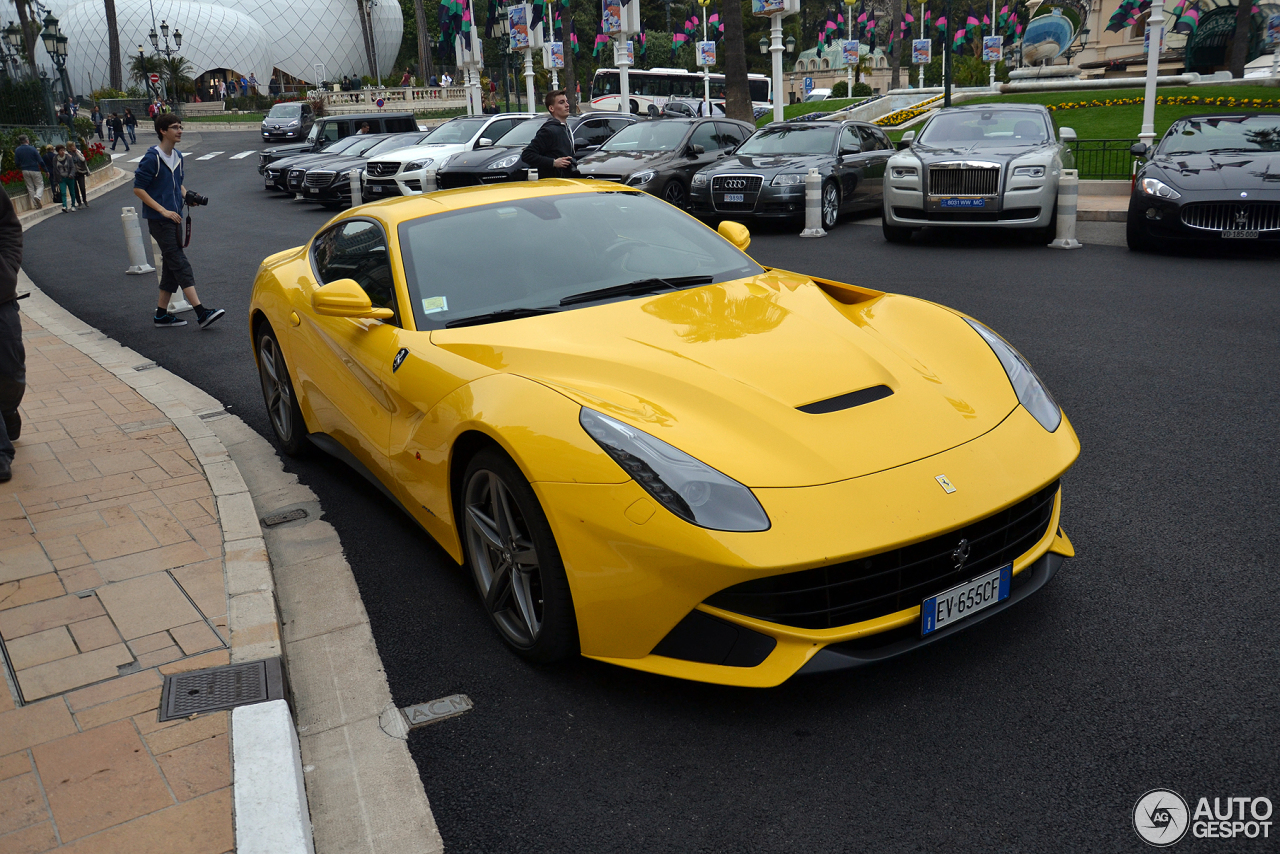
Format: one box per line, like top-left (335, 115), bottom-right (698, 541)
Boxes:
top-left (797, 384), bottom-right (893, 414)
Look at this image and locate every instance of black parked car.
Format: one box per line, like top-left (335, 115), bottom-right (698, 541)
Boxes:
top-left (261, 101), bottom-right (315, 141)
top-left (263, 135), bottom-right (378, 192)
top-left (688, 120), bottom-right (894, 228)
top-left (291, 131), bottom-right (435, 207)
top-left (435, 113), bottom-right (638, 189)
top-left (258, 112), bottom-right (417, 173)
top-left (1127, 113), bottom-right (1280, 252)
top-left (574, 117), bottom-right (754, 209)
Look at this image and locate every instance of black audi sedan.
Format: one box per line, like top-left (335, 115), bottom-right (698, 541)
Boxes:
top-left (574, 117), bottom-right (755, 209)
top-left (1127, 113), bottom-right (1280, 252)
top-left (688, 120), bottom-right (894, 228)
top-left (291, 131), bottom-right (435, 207)
top-left (436, 113), bottom-right (638, 189)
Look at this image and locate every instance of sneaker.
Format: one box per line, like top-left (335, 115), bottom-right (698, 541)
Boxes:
top-left (60, 207), bottom-right (68, 213)
top-left (154, 311), bottom-right (188, 328)
top-left (3, 411), bottom-right (20, 442)
top-left (0, 456), bottom-right (10, 483)
top-left (197, 307), bottom-right (225, 329)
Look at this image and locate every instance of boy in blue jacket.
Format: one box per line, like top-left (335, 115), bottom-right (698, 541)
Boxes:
top-left (133, 114), bottom-right (224, 329)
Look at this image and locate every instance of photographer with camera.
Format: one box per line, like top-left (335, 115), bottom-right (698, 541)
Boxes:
top-left (133, 113), bottom-right (223, 329)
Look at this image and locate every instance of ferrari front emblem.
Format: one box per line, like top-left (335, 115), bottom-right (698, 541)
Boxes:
top-left (935, 474), bottom-right (956, 494)
top-left (952, 538), bottom-right (971, 571)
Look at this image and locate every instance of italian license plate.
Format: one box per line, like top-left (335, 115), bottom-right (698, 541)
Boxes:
top-left (921, 564), bottom-right (1012, 636)
top-left (1222, 230), bottom-right (1258, 239)
top-left (940, 198), bottom-right (985, 208)
top-left (724, 193), bottom-right (744, 203)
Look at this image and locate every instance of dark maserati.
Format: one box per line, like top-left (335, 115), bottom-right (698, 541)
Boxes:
top-left (687, 121), bottom-right (894, 228)
top-left (1127, 113), bottom-right (1280, 251)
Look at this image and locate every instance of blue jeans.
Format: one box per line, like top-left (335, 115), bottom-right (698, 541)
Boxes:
top-left (111, 132), bottom-right (129, 151)
top-left (127, 125), bottom-right (136, 143)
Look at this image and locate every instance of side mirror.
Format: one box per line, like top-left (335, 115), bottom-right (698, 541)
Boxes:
top-left (718, 220), bottom-right (751, 252)
top-left (311, 279), bottom-right (394, 320)
top-left (687, 143), bottom-right (706, 157)
top-left (477, 137), bottom-right (493, 147)
top-left (896, 130), bottom-right (915, 151)
top-left (1059, 127), bottom-right (1077, 143)
top-left (1130, 142), bottom-right (1149, 157)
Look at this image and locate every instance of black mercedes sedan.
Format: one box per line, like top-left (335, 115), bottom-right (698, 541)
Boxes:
top-left (436, 113), bottom-right (638, 189)
top-left (1127, 113), bottom-right (1280, 252)
top-left (575, 117), bottom-right (755, 209)
top-left (291, 131), bottom-right (434, 207)
top-left (687, 120), bottom-right (894, 228)
top-left (263, 134), bottom-right (377, 192)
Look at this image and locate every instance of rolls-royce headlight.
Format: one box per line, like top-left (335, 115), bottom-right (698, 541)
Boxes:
top-left (964, 318), bottom-right (1061, 433)
top-left (771, 173), bottom-right (806, 186)
top-left (891, 165), bottom-right (917, 178)
top-left (1139, 177), bottom-right (1181, 200)
top-left (691, 173), bottom-right (708, 186)
top-left (488, 153), bottom-right (521, 169)
top-left (1013, 165), bottom-right (1045, 178)
top-left (579, 408), bottom-right (770, 532)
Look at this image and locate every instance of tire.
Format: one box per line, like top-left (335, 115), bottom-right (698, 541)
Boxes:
top-left (461, 448), bottom-right (578, 663)
top-left (1025, 202), bottom-right (1058, 244)
top-left (662, 180), bottom-right (687, 210)
top-left (255, 324), bottom-right (310, 456)
top-left (821, 181), bottom-right (840, 230)
top-left (1126, 203), bottom-right (1158, 252)
top-left (882, 220), bottom-right (913, 243)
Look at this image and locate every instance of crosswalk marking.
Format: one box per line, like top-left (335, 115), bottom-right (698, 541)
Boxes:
top-left (128, 155), bottom-right (144, 162)
top-left (195, 151), bottom-right (224, 160)
top-left (229, 150), bottom-right (254, 159)
top-left (110, 152), bottom-right (131, 159)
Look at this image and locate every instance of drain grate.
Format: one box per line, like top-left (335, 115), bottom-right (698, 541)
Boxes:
top-left (260, 508), bottom-right (308, 527)
top-left (159, 657), bottom-right (286, 721)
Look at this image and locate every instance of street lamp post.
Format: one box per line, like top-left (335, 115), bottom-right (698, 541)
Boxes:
top-left (149, 20), bottom-right (184, 101)
top-left (759, 30), bottom-right (794, 120)
top-left (495, 5), bottom-right (512, 112)
top-left (699, 0), bottom-right (710, 116)
top-left (1138, 0), bottom-right (1164, 149)
top-left (2, 22), bottom-right (26, 80)
top-left (38, 13), bottom-right (71, 103)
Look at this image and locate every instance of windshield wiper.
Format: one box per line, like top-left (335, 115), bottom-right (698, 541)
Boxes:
top-left (559, 276), bottom-right (714, 306)
top-left (443, 307), bottom-right (561, 328)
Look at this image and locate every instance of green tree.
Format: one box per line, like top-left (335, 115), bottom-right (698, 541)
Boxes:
top-left (160, 55), bottom-right (195, 99)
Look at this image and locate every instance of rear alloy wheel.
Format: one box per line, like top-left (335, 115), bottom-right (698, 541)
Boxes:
top-left (663, 180), bottom-right (687, 210)
top-left (822, 181), bottom-right (840, 229)
top-left (462, 449), bottom-right (577, 663)
top-left (255, 325), bottom-right (309, 456)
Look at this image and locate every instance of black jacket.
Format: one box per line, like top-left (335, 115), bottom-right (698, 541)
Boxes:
top-left (0, 190), bottom-right (22, 304)
top-left (522, 118), bottom-right (575, 179)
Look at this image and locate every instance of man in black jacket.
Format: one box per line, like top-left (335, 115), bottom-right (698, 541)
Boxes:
top-left (522, 90), bottom-right (576, 179)
top-left (0, 188), bottom-right (23, 482)
top-left (109, 112), bottom-right (130, 152)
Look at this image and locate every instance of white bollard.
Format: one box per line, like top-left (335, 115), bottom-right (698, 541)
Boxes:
top-left (527, 168), bottom-right (538, 181)
top-left (150, 236), bottom-right (193, 313)
top-left (121, 207), bottom-right (155, 275)
top-left (1048, 168), bottom-right (1083, 250)
top-left (799, 168), bottom-right (826, 238)
top-left (349, 170), bottom-right (362, 207)
top-left (422, 169), bottom-right (437, 193)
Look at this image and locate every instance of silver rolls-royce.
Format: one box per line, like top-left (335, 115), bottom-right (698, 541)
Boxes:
top-left (882, 104), bottom-right (1076, 244)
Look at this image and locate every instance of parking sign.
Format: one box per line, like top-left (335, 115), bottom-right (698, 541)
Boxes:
top-left (803, 76), bottom-right (813, 94)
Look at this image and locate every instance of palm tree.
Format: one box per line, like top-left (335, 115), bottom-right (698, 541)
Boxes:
top-left (128, 52), bottom-right (163, 97)
top-left (356, 0), bottom-right (377, 80)
top-left (1226, 0), bottom-right (1252, 77)
top-left (160, 55), bottom-right (195, 99)
top-left (104, 0), bottom-right (123, 89)
top-left (720, 0), bottom-right (752, 122)
top-left (12, 0), bottom-right (38, 71)
top-left (413, 0), bottom-right (435, 84)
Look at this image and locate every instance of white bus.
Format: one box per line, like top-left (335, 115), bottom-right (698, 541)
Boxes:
top-left (588, 67), bottom-right (772, 115)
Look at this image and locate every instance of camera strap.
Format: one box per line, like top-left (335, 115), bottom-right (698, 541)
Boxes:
top-left (184, 212), bottom-right (191, 248)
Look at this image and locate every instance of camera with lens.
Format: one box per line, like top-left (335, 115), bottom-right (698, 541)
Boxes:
top-left (183, 190), bottom-right (209, 207)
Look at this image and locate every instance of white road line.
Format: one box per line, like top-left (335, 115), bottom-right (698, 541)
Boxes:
top-left (196, 151), bottom-right (225, 160)
top-left (128, 155), bottom-right (144, 162)
top-left (229, 151), bottom-right (255, 159)
top-left (110, 152), bottom-right (131, 159)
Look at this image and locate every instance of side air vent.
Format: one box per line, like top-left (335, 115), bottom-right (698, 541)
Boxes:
top-left (797, 384), bottom-right (893, 415)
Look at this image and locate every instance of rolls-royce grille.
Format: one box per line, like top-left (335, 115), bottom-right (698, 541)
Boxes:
top-left (304, 170), bottom-right (335, 187)
top-left (705, 481), bottom-right (1060, 630)
top-left (929, 166), bottom-right (1000, 196)
top-left (1181, 202), bottom-right (1280, 232)
top-left (712, 174), bottom-right (764, 211)
top-left (286, 169), bottom-right (305, 190)
top-left (366, 161), bottom-right (399, 178)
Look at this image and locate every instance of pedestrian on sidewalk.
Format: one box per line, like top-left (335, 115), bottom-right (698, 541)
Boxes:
top-left (53, 145), bottom-right (78, 212)
top-left (218, 79), bottom-right (226, 100)
top-left (14, 135), bottom-right (48, 209)
top-left (0, 184), bottom-right (22, 483)
top-left (41, 146), bottom-right (60, 206)
top-left (124, 108), bottom-right (138, 144)
top-left (67, 141), bottom-right (89, 208)
top-left (248, 73), bottom-right (258, 94)
top-left (91, 105), bottom-right (104, 139)
top-left (109, 113), bottom-right (130, 151)
top-left (133, 114), bottom-right (224, 330)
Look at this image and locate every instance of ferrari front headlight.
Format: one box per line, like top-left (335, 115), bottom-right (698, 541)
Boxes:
top-left (488, 153), bottom-right (521, 169)
top-left (964, 318), bottom-right (1062, 433)
top-left (1139, 177), bottom-right (1181, 200)
top-left (579, 408), bottom-right (770, 532)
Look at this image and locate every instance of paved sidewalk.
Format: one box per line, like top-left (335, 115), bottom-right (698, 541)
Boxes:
top-left (1078, 194), bottom-right (1128, 222)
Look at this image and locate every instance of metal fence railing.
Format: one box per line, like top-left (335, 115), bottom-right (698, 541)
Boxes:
top-left (1067, 138), bottom-right (1140, 181)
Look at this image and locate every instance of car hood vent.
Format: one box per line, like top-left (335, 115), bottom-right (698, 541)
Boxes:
top-left (797, 385), bottom-right (893, 414)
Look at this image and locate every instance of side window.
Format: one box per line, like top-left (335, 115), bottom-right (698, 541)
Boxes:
top-left (858, 126), bottom-right (883, 151)
top-left (871, 128), bottom-right (892, 150)
top-left (688, 121), bottom-right (720, 152)
top-left (579, 119), bottom-right (613, 148)
top-left (716, 122), bottom-right (748, 150)
top-left (387, 117), bottom-right (415, 132)
top-left (311, 221), bottom-right (400, 326)
top-left (319, 122), bottom-right (341, 142)
top-left (606, 118), bottom-right (632, 137)
top-left (481, 119), bottom-right (516, 143)
top-left (840, 125), bottom-right (861, 152)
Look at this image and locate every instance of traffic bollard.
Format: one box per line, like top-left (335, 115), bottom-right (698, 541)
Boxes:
top-left (422, 169), bottom-right (437, 193)
top-left (349, 170), bottom-right (362, 207)
top-left (121, 207), bottom-right (155, 275)
top-left (1048, 168), bottom-right (1083, 250)
top-left (150, 236), bottom-right (193, 314)
top-left (527, 168), bottom-right (538, 181)
top-left (799, 169), bottom-right (826, 238)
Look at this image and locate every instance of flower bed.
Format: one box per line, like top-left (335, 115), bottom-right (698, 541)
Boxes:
top-left (875, 94), bottom-right (946, 127)
top-left (1047, 95), bottom-right (1280, 112)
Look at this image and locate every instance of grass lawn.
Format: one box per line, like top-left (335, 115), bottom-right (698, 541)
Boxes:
top-left (755, 98), bottom-right (868, 127)
top-left (182, 113), bottom-right (264, 123)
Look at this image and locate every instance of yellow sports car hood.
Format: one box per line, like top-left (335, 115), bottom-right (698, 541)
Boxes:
top-left (431, 270), bottom-right (1024, 488)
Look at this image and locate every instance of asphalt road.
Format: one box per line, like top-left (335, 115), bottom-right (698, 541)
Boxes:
top-left (22, 131), bottom-right (1280, 853)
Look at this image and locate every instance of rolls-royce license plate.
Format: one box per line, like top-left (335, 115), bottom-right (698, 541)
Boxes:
top-left (940, 198), bottom-right (985, 208)
top-left (921, 564), bottom-right (1011, 636)
top-left (724, 193), bottom-right (744, 203)
top-left (1222, 230), bottom-right (1258, 239)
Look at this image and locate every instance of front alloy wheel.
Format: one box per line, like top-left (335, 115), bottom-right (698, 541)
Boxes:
top-left (663, 180), bottom-right (687, 210)
top-left (255, 326), bottom-right (308, 456)
top-left (822, 181), bottom-right (840, 229)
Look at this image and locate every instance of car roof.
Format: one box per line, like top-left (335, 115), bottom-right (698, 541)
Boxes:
top-left (937, 104), bottom-right (1050, 114)
top-left (318, 112), bottom-right (414, 121)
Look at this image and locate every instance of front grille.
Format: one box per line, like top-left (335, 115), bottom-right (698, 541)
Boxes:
top-left (705, 481), bottom-right (1060, 630)
top-left (286, 169), bottom-right (305, 190)
top-left (366, 161), bottom-right (400, 178)
top-left (436, 172), bottom-right (481, 189)
top-left (893, 206), bottom-right (1041, 223)
top-left (711, 174), bottom-right (764, 212)
top-left (304, 170), bottom-right (335, 187)
top-left (928, 165), bottom-right (1000, 196)
top-left (1181, 202), bottom-right (1280, 232)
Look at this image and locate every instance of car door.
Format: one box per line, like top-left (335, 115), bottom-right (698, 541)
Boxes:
top-left (715, 121), bottom-right (750, 154)
top-left (681, 120), bottom-right (727, 179)
top-left (478, 118), bottom-right (521, 147)
top-left (290, 219), bottom-right (401, 479)
top-left (857, 125), bottom-right (892, 204)
top-left (836, 124), bottom-right (868, 208)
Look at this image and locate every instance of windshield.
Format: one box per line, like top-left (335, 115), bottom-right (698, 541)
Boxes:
top-left (268, 104), bottom-right (301, 118)
top-left (344, 135), bottom-right (390, 156)
top-left (918, 110), bottom-right (1050, 146)
top-left (736, 126), bottom-right (838, 156)
top-left (1159, 116), bottom-right (1280, 155)
top-left (318, 135), bottom-right (365, 154)
top-left (494, 118), bottom-right (545, 147)
top-left (399, 191), bottom-right (762, 329)
top-left (600, 122), bottom-right (689, 152)
top-left (424, 118), bottom-right (488, 144)
top-left (365, 132), bottom-right (429, 155)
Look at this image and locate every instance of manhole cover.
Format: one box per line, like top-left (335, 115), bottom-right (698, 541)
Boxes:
top-left (159, 657), bottom-right (286, 721)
